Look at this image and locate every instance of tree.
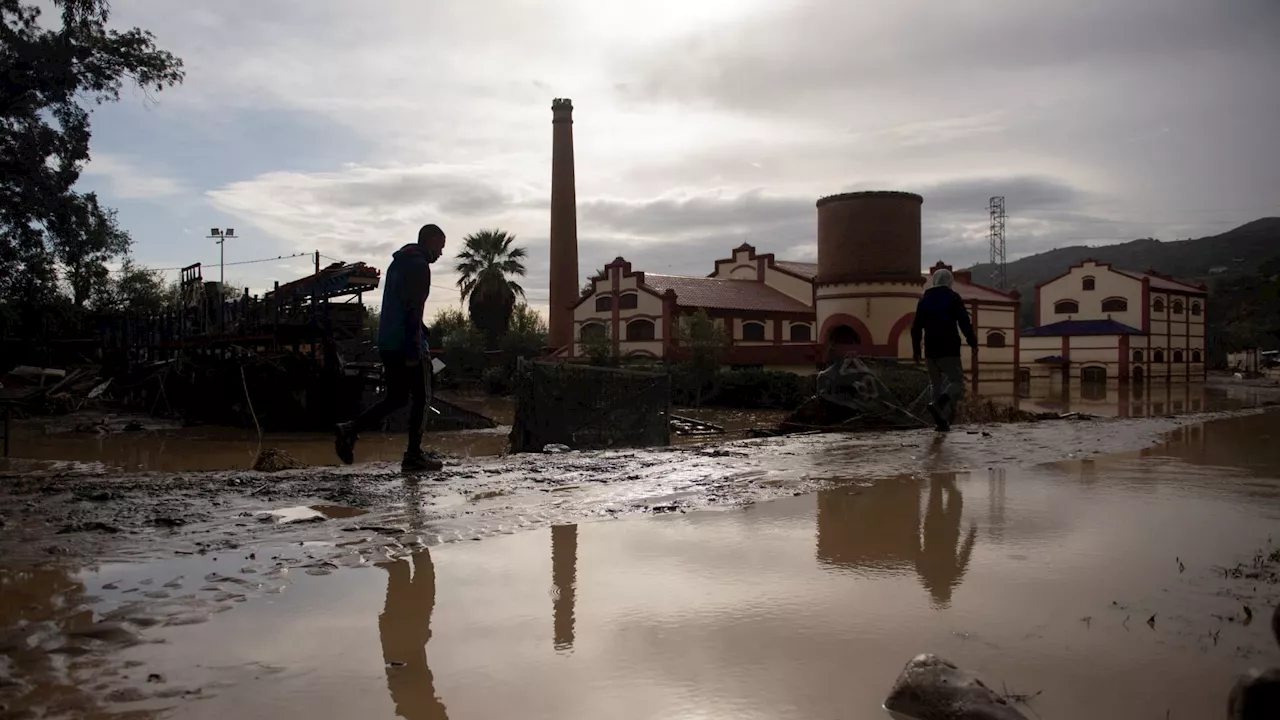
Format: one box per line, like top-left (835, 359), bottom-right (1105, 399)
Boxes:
top-left (91, 256), bottom-right (173, 313)
top-left (582, 267), bottom-right (606, 296)
top-left (0, 0), bottom-right (184, 326)
top-left (501, 302), bottom-right (547, 357)
top-left (580, 327), bottom-right (615, 367)
top-left (427, 306), bottom-right (471, 345)
top-left (454, 229), bottom-right (527, 350)
top-left (673, 309), bottom-right (729, 406)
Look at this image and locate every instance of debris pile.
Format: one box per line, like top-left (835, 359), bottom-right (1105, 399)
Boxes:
top-left (252, 448), bottom-right (306, 472)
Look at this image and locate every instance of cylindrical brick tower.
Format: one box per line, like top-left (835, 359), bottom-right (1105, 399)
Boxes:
top-left (816, 191), bottom-right (923, 285)
top-left (548, 98), bottom-right (579, 350)
top-left (814, 191), bottom-right (925, 360)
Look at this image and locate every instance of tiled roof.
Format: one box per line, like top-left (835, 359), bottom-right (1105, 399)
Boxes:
top-left (773, 261), bottom-right (818, 279)
top-left (1114, 269), bottom-right (1207, 294)
top-left (643, 274), bottom-right (813, 313)
top-left (944, 278), bottom-right (1018, 304)
top-left (1023, 319), bottom-right (1144, 337)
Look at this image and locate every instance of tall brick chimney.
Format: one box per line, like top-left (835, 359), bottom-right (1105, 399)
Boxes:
top-left (548, 98), bottom-right (579, 350)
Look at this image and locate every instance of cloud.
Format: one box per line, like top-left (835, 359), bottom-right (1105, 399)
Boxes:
top-left (80, 153), bottom-right (186, 200)
top-left (85, 0), bottom-right (1277, 309)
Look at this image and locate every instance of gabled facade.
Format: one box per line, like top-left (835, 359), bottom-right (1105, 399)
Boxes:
top-left (1021, 259), bottom-right (1207, 391)
top-left (565, 245), bottom-right (1022, 393)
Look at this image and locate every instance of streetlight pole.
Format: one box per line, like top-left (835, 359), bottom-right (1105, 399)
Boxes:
top-left (207, 228), bottom-right (237, 333)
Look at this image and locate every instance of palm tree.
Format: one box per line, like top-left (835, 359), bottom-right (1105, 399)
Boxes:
top-left (455, 229), bottom-right (528, 349)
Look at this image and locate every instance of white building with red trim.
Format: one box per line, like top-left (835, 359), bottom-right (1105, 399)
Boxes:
top-left (567, 244), bottom-right (1023, 397)
top-left (1020, 259), bottom-right (1207, 393)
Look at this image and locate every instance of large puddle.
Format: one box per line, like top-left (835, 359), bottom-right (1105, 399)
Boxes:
top-left (4, 413), bottom-right (1280, 718)
top-left (1, 403), bottom-right (788, 474)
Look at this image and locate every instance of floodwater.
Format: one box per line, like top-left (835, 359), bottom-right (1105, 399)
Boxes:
top-left (1019, 379), bottom-right (1274, 418)
top-left (4, 413), bottom-right (1280, 719)
top-left (1, 400), bottom-right (788, 474)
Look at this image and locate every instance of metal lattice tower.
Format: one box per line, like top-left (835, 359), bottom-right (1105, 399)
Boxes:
top-left (988, 196), bottom-right (1007, 290)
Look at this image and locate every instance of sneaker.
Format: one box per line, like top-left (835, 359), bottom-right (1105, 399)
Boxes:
top-left (334, 422), bottom-right (356, 465)
top-left (401, 451), bottom-right (443, 473)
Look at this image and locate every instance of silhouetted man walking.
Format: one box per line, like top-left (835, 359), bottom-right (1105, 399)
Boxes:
top-left (911, 268), bottom-right (978, 432)
top-left (335, 223), bottom-right (446, 472)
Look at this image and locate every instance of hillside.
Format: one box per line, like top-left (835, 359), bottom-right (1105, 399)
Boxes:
top-left (964, 217), bottom-right (1280, 327)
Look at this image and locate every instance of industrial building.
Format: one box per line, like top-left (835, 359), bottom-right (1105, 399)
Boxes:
top-left (1019, 259), bottom-right (1207, 392)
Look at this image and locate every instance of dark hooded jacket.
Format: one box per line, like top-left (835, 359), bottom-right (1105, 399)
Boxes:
top-left (377, 244), bottom-right (431, 359)
top-left (911, 286), bottom-right (978, 360)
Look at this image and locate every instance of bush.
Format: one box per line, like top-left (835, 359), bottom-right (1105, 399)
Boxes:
top-left (669, 366), bottom-right (815, 410)
top-left (482, 365), bottom-right (511, 395)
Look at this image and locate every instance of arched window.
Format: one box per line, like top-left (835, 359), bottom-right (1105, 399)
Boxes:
top-left (830, 325), bottom-right (862, 345)
top-left (1191, 302), bottom-right (1202, 316)
top-left (1132, 349), bottom-right (1144, 363)
top-left (789, 323), bottom-right (812, 342)
top-left (1101, 297), bottom-right (1128, 313)
top-left (1173, 350), bottom-right (1184, 363)
top-left (1082, 366), bottom-right (1107, 384)
top-left (1153, 298), bottom-right (1165, 313)
top-left (625, 319), bottom-right (655, 341)
top-left (580, 323), bottom-right (606, 341)
top-left (1132, 365), bottom-right (1144, 382)
top-left (1054, 300), bottom-right (1079, 315)
top-left (618, 293), bottom-right (638, 310)
top-left (1018, 368), bottom-right (1031, 384)
top-left (741, 321), bottom-right (766, 341)
top-left (594, 296), bottom-right (612, 312)
top-left (1172, 299), bottom-right (1184, 315)
top-left (1192, 350), bottom-right (1202, 363)
top-left (986, 331), bottom-right (1006, 348)
top-left (1153, 349), bottom-right (1165, 363)
top-left (1082, 276), bottom-right (1096, 291)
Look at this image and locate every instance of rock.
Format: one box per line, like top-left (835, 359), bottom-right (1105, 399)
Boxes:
top-left (253, 448), bottom-right (305, 472)
top-left (885, 654), bottom-right (1029, 720)
top-left (542, 443), bottom-right (571, 454)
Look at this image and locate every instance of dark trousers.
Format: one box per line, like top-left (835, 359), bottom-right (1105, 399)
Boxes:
top-left (352, 351), bottom-right (429, 453)
top-left (926, 356), bottom-right (965, 423)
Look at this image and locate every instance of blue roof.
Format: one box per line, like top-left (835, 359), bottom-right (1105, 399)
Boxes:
top-left (1022, 319), bottom-right (1144, 337)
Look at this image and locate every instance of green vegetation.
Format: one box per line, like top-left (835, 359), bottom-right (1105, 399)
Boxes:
top-left (671, 309), bottom-right (729, 406)
top-left (1205, 256), bottom-right (1280, 365)
top-left (963, 218), bottom-right (1280, 329)
top-left (428, 302), bottom-right (546, 392)
top-left (454, 229), bottom-right (528, 350)
top-left (0, 0), bottom-right (184, 337)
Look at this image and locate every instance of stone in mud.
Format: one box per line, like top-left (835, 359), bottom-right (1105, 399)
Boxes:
top-left (253, 448), bottom-right (305, 472)
top-left (66, 622), bottom-right (140, 645)
top-left (542, 443), bottom-right (571, 453)
top-left (885, 654), bottom-right (1029, 720)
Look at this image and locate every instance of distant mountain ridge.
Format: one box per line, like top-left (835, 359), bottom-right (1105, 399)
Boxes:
top-left (964, 217), bottom-right (1280, 326)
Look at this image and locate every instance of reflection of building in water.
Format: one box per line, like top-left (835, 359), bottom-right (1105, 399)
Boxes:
top-left (987, 468), bottom-right (1007, 541)
top-left (551, 524), bottom-right (578, 651)
top-left (816, 475), bottom-right (977, 608)
top-left (1019, 381), bottom-right (1207, 418)
top-left (379, 553), bottom-right (449, 720)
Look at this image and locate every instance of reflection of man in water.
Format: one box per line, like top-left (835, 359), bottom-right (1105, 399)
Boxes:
top-left (379, 551), bottom-right (448, 720)
top-left (915, 474), bottom-right (977, 609)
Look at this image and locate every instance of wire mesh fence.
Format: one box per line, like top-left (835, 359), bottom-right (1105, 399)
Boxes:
top-left (509, 359), bottom-right (672, 453)
top-left (785, 354), bottom-right (934, 431)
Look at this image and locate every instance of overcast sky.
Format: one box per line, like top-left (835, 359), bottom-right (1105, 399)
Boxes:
top-left (76, 0), bottom-right (1279, 316)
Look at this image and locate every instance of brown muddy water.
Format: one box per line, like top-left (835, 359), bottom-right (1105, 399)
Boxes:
top-left (1, 404), bottom-right (788, 474)
top-left (4, 413), bottom-right (1280, 719)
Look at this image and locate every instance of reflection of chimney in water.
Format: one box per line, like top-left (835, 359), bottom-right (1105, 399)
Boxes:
top-left (548, 98), bottom-right (579, 351)
top-left (551, 524), bottom-right (578, 651)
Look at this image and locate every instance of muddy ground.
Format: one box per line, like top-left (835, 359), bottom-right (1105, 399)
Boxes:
top-left (0, 408), bottom-right (1267, 568)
